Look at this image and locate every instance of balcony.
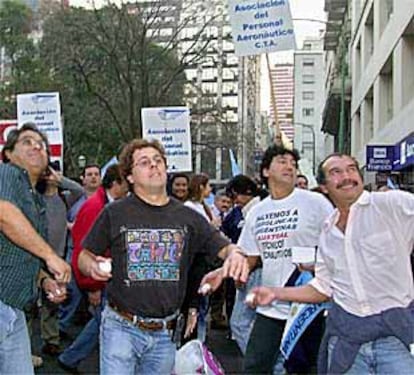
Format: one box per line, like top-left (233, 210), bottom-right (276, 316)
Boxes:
top-left (323, 0), bottom-right (348, 50)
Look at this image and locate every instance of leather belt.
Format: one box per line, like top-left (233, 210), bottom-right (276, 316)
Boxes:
top-left (109, 302), bottom-right (176, 331)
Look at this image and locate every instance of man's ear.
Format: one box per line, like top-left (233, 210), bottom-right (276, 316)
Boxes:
top-left (262, 168), bottom-right (269, 179)
top-left (319, 183), bottom-right (328, 194)
top-left (126, 174), bottom-right (134, 184)
top-left (4, 149), bottom-right (11, 161)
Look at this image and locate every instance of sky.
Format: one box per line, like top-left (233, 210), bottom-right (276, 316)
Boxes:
top-left (289, 0), bottom-right (327, 47)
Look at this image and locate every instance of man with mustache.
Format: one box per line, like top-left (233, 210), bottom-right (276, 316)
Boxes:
top-left (202, 145), bottom-right (333, 374)
top-left (250, 153), bottom-right (414, 374)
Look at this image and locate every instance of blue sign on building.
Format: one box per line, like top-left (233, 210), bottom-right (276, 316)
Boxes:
top-left (393, 133), bottom-right (414, 171)
top-left (366, 145), bottom-right (394, 171)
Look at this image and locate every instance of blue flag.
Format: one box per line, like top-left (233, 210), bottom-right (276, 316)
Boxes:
top-left (229, 149), bottom-right (241, 177)
top-left (280, 271), bottom-right (329, 359)
top-left (101, 156), bottom-right (118, 178)
top-left (387, 177), bottom-right (398, 190)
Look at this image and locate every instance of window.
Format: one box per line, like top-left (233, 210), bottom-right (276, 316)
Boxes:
top-left (303, 58), bottom-right (314, 67)
top-left (223, 96), bottom-right (238, 108)
top-left (223, 69), bottom-right (237, 80)
top-left (302, 91), bottom-right (314, 100)
top-left (223, 82), bottom-right (237, 94)
top-left (202, 82), bottom-right (217, 93)
top-left (303, 42), bottom-right (312, 50)
top-left (302, 74), bottom-right (315, 84)
top-left (202, 68), bottom-right (217, 80)
top-left (302, 108), bottom-right (314, 117)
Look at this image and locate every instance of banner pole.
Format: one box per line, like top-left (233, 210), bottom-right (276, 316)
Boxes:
top-left (266, 54), bottom-right (282, 146)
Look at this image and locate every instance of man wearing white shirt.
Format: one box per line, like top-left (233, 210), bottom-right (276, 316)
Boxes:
top-left (202, 145), bottom-right (333, 373)
top-left (210, 189), bottom-right (232, 221)
top-left (250, 153), bottom-right (414, 374)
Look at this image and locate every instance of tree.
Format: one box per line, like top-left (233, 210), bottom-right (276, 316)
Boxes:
top-left (0, 0), bottom-right (55, 118)
top-left (40, 2), bottom-right (215, 139)
top-left (1, 1), bottom-right (222, 174)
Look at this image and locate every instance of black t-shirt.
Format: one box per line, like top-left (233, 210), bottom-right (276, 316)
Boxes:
top-left (83, 194), bottom-right (229, 318)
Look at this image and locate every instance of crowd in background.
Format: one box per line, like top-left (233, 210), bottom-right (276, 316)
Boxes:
top-left (1, 123), bottom-right (414, 375)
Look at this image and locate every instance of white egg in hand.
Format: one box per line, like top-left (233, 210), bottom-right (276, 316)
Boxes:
top-left (98, 260), bottom-right (112, 273)
top-left (200, 283), bottom-right (212, 295)
top-left (245, 292), bottom-right (256, 304)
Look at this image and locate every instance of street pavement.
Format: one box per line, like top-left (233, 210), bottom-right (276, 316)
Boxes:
top-left (32, 314), bottom-right (244, 374)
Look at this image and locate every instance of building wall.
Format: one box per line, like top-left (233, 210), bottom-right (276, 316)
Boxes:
top-left (269, 63), bottom-right (294, 141)
top-left (351, 0), bottom-right (414, 165)
top-left (294, 36), bottom-right (326, 173)
top-left (322, 0), bottom-right (352, 154)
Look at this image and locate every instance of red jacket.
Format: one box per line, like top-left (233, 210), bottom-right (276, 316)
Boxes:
top-left (71, 186), bottom-right (108, 291)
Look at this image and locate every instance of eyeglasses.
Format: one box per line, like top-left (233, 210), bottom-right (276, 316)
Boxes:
top-left (17, 136), bottom-right (47, 150)
top-left (133, 156), bottom-right (165, 169)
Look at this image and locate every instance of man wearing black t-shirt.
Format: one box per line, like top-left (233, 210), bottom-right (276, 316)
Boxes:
top-left (78, 138), bottom-right (249, 374)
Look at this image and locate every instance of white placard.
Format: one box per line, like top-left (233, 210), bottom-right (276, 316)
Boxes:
top-left (141, 107), bottom-right (192, 173)
top-left (291, 246), bottom-right (316, 264)
top-left (17, 92), bottom-right (63, 161)
top-left (228, 0), bottom-right (296, 57)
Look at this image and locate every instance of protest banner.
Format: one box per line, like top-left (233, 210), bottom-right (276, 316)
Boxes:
top-left (17, 92), bottom-right (63, 162)
top-left (228, 0), bottom-right (296, 57)
top-left (141, 107), bottom-right (192, 172)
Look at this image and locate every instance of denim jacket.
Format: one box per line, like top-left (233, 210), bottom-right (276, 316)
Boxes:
top-left (318, 301), bottom-right (414, 374)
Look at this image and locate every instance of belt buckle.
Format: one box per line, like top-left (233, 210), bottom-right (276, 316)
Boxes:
top-left (139, 320), bottom-right (161, 331)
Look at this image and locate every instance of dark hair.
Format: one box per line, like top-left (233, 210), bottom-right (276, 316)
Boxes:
top-left (170, 173), bottom-right (189, 184)
top-left (187, 173), bottom-right (213, 221)
top-left (297, 174), bottom-right (308, 183)
top-left (50, 160), bottom-right (61, 172)
top-left (81, 164), bottom-right (100, 177)
top-left (102, 164), bottom-right (123, 189)
top-left (316, 153), bottom-right (363, 185)
top-left (226, 174), bottom-right (258, 197)
top-left (1, 122), bottom-right (50, 162)
top-left (119, 138), bottom-right (167, 191)
top-left (188, 173), bottom-right (209, 202)
top-left (260, 145), bottom-right (300, 186)
top-left (168, 172), bottom-right (189, 190)
top-left (167, 173), bottom-right (189, 199)
top-left (215, 188), bottom-right (230, 198)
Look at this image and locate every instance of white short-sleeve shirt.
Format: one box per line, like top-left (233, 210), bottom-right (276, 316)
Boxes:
top-left (238, 188), bottom-right (333, 320)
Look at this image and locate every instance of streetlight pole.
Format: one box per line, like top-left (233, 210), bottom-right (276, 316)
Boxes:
top-left (293, 122), bottom-right (316, 174)
top-left (77, 155), bottom-right (86, 173)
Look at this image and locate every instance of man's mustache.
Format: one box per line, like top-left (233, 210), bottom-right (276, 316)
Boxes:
top-left (336, 179), bottom-right (358, 189)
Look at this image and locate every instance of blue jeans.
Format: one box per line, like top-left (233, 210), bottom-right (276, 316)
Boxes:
top-left (197, 296), bottom-right (209, 343)
top-left (59, 247), bottom-right (83, 333)
top-left (58, 296), bottom-right (104, 368)
top-left (230, 268), bottom-right (262, 354)
top-left (0, 300), bottom-right (33, 374)
top-left (328, 335), bottom-right (414, 374)
top-left (100, 305), bottom-right (176, 375)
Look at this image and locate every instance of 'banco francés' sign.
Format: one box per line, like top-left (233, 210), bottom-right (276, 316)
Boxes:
top-left (366, 145), bottom-right (394, 171)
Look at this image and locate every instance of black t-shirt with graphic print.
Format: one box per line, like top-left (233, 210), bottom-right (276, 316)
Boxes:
top-left (83, 194), bottom-right (229, 318)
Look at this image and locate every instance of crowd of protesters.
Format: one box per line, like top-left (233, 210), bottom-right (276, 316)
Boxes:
top-left (1, 122), bottom-right (413, 374)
